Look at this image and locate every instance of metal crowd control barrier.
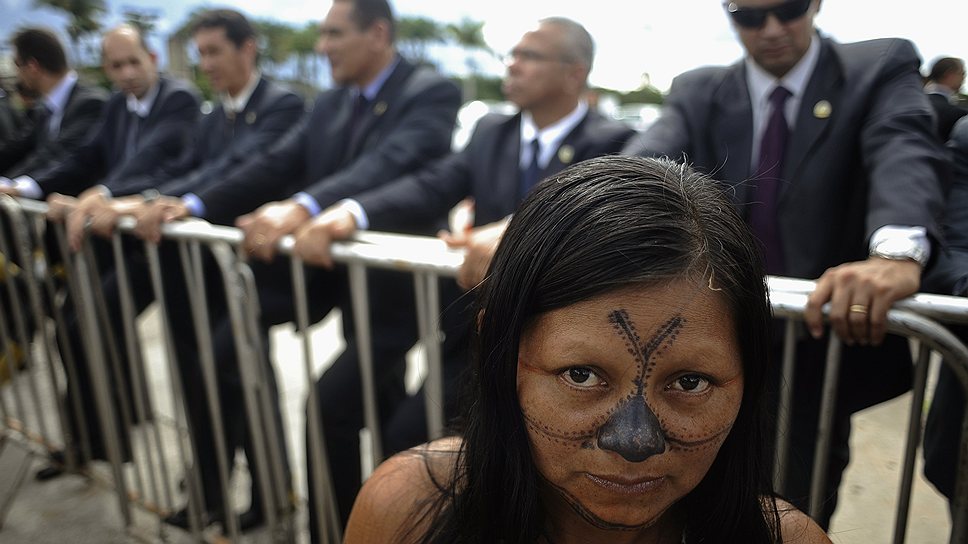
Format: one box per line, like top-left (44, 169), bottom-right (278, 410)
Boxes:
top-left (0, 194), bottom-right (966, 544)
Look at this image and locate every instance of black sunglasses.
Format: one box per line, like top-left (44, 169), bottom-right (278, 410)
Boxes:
top-left (725, 0), bottom-right (813, 29)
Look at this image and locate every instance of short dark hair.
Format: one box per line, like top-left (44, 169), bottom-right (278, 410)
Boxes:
top-left (414, 156), bottom-right (780, 543)
top-left (12, 27), bottom-right (68, 75)
top-left (928, 57), bottom-right (965, 83)
top-left (191, 8), bottom-right (256, 49)
top-left (336, 0), bottom-right (396, 42)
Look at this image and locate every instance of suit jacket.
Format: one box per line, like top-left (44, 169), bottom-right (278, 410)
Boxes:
top-left (625, 36), bottom-right (947, 280)
top-left (29, 76), bottom-right (199, 197)
top-left (147, 77), bottom-right (305, 198)
top-left (924, 117), bottom-right (968, 295)
top-left (0, 80), bottom-right (108, 178)
top-left (356, 109), bottom-right (636, 232)
top-left (927, 92), bottom-right (968, 142)
top-left (192, 58), bottom-right (462, 226)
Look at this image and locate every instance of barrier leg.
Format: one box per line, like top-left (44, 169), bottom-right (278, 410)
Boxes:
top-left (208, 243), bottom-right (280, 538)
top-left (774, 319), bottom-right (797, 490)
top-left (892, 343), bottom-right (931, 544)
top-left (83, 241), bottom-right (145, 506)
top-left (414, 273), bottom-right (444, 440)
top-left (0, 200), bottom-right (50, 443)
top-left (239, 264), bottom-right (292, 537)
top-left (293, 258), bottom-right (341, 543)
top-left (145, 242), bottom-right (206, 539)
top-left (347, 263), bottom-right (382, 470)
top-left (179, 241), bottom-right (240, 540)
top-left (809, 334), bottom-right (842, 519)
top-left (74, 240), bottom-right (132, 526)
top-left (111, 234), bottom-right (163, 513)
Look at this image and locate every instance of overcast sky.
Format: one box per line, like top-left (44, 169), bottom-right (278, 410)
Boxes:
top-left (3, 0), bottom-right (967, 92)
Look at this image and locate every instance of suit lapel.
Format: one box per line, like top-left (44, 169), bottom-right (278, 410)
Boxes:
top-left (782, 39), bottom-right (841, 199)
top-left (542, 111), bottom-right (588, 177)
top-left (237, 77), bottom-right (267, 137)
top-left (711, 63), bottom-right (754, 205)
top-left (345, 59), bottom-right (415, 160)
top-left (492, 115), bottom-right (522, 213)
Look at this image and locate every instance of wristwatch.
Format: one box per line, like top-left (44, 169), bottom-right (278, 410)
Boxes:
top-left (869, 236), bottom-right (928, 266)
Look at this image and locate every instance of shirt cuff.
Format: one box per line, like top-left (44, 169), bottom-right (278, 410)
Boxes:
top-left (869, 225), bottom-right (931, 264)
top-left (338, 199), bottom-right (369, 230)
top-left (294, 192), bottom-right (322, 217)
top-left (182, 193), bottom-right (205, 217)
top-left (12, 176), bottom-right (42, 199)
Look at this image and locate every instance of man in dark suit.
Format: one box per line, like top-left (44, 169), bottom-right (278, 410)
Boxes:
top-left (922, 116), bottom-right (968, 517)
top-left (134, 0), bottom-right (460, 534)
top-left (24, 24), bottom-right (199, 482)
top-left (12, 25), bottom-right (199, 208)
top-left (63, 10), bottom-right (306, 532)
top-left (0, 28), bottom-right (106, 180)
top-left (623, 0), bottom-right (947, 527)
top-left (924, 57), bottom-right (967, 141)
top-left (291, 16), bottom-right (634, 527)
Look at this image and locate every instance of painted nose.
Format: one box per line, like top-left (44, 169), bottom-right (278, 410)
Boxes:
top-left (597, 395), bottom-right (666, 462)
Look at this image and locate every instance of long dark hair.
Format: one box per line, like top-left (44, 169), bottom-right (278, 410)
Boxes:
top-left (414, 155), bottom-right (779, 543)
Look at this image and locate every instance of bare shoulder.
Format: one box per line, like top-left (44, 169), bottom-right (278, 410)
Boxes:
top-left (343, 437), bottom-right (462, 544)
top-left (776, 499), bottom-right (833, 544)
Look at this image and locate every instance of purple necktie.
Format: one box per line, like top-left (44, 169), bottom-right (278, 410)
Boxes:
top-left (750, 85), bottom-right (791, 275)
top-left (519, 138), bottom-right (541, 202)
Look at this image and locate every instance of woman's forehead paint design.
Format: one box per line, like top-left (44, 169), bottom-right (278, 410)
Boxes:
top-left (607, 309), bottom-right (685, 397)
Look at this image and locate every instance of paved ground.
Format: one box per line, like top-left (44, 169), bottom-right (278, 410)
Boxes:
top-left (0, 307), bottom-right (954, 543)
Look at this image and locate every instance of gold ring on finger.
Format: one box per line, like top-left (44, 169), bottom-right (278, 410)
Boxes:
top-left (848, 304), bottom-right (868, 315)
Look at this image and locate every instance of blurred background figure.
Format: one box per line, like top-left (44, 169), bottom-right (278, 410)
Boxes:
top-left (924, 56), bottom-right (967, 140)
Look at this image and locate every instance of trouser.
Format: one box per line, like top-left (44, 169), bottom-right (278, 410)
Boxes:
top-left (924, 348), bottom-right (967, 505)
top-left (162, 245), bottom-right (292, 518)
top-left (58, 238), bottom-right (153, 463)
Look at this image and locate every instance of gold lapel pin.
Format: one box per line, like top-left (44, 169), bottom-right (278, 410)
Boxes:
top-left (557, 145), bottom-right (574, 164)
top-left (245, 112), bottom-right (257, 124)
top-left (374, 101), bottom-right (388, 116)
top-left (813, 100), bottom-right (832, 119)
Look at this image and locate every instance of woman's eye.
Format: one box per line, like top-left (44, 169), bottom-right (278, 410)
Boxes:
top-left (560, 367), bottom-right (604, 388)
top-left (669, 374), bottom-right (711, 393)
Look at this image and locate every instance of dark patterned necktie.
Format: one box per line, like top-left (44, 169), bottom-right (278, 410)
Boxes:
top-left (750, 85), bottom-right (791, 275)
top-left (125, 111), bottom-right (142, 159)
top-left (348, 94), bottom-right (368, 143)
top-left (519, 138), bottom-right (541, 201)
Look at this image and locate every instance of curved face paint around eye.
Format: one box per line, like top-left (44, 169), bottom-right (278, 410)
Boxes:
top-left (516, 281), bottom-right (744, 534)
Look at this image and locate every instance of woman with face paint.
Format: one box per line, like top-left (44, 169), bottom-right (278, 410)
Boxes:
top-left (343, 155), bottom-right (831, 543)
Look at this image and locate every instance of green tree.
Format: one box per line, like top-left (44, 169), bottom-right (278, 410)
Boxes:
top-left (254, 19), bottom-right (296, 77)
top-left (35, 0), bottom-right (107, 64)
top-left (396, 16), bottom-right (444, 67)
top-left (291, 22), bottom-right (321, 86)
top-left (121, 7), bottom-right (160, 38)
top-left (445, 18), bottom-right (490, 100)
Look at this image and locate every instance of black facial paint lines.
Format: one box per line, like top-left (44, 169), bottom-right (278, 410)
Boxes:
top-left (597, 310), bottom-right (684, 462)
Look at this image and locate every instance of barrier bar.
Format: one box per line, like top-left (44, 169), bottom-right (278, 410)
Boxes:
top-left (292, 257), bottom-right (341, 543)
top-left (144, 241), bottom-right (205, 539)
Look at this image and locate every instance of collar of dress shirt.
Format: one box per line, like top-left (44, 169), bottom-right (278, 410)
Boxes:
top-left (221, 71), bottom-right (261, 113)
top-left (44, 70), bottom-right (77, 117)
top-left (924, 81), bottom-right (958, 103)
top-left (126, 78), bottom-right (160, 118)
top-left (518, 101), bottom-right (589, 169)
top-left (746, 33), bottom-right (820, 129)
top-left (356, 56), bottom-right (399, 102)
